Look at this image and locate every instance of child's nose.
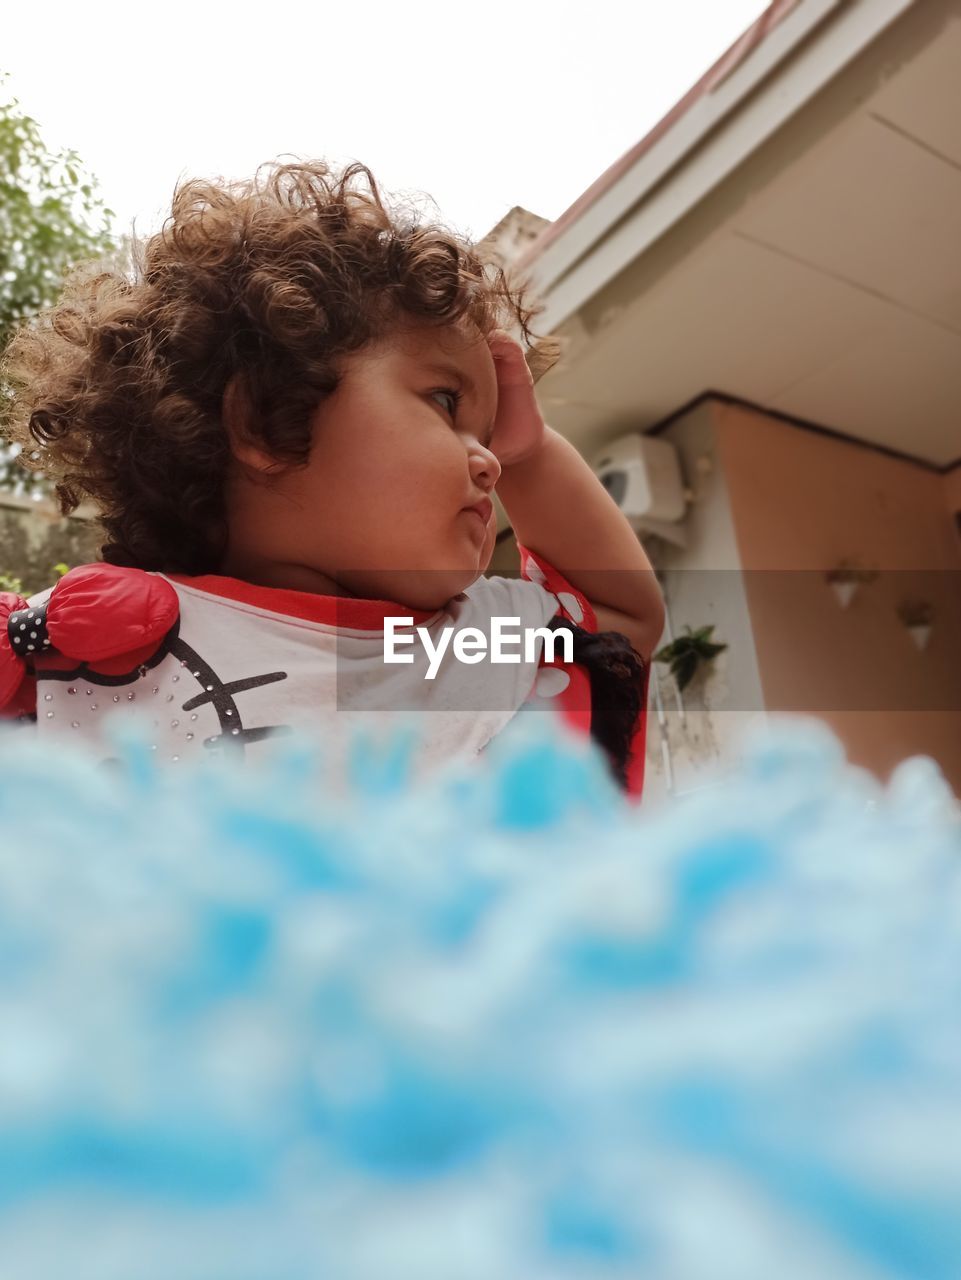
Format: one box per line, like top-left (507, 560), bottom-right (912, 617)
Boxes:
top-left (470, 444), bottom-right (501, 489)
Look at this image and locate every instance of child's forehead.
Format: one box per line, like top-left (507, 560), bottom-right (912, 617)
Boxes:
top-left (367, 321), bottom-right (496, 393)
top-left (388, 320), bottom-right (486, 366)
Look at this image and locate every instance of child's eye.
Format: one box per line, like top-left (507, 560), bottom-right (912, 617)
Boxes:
top-left (430, 387), bottom-right (463, 418)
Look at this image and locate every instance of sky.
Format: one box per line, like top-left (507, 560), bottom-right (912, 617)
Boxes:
top-left (2, 0), bottom-right (771, 245)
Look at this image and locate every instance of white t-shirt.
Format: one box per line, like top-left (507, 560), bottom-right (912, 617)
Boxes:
top-left (12, 555), bottom-right (587, 790)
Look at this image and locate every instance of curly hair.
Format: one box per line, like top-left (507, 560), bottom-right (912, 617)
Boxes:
top-left (543, 616), bottom-right (648, 791)
top-left (1, 160), bottom-right (560, 574)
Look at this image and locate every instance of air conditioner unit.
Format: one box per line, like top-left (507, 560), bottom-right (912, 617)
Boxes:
top-left (591, 433), bottom-right (688, 547)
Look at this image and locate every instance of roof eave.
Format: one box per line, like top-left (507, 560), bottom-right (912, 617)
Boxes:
top-left (520, 0), bottom-right (919, 332)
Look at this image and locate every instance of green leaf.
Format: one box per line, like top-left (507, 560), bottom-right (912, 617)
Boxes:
top-left (651, 621), bottom-right (727, 689)
top-left (0, 85), bottom-right (116, 498)
top-left (699, 642), bottom-right (728, 659)
top-left (672, 652), bottom-right (699, 690)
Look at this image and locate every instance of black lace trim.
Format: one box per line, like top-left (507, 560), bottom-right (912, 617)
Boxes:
top-left (545, 616), bottom-right (647, 790)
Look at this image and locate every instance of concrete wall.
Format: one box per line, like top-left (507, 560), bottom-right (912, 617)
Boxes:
top-left (0, 493), bottom-right (101, 595)
top-left (646, 403), bottom-right (767, 803)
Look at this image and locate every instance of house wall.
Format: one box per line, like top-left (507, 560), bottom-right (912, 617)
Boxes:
top-left (646, 402), bottom-right (767, 803)
top-left (713, 401), bottom-right (961, 795)
top-left (490, 403), bottom-right (770, 805)
top-left (943, 463), bottom-right (961, 523)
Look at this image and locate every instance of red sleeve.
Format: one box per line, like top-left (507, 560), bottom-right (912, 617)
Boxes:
top-left (517, 543), bottom-right (650, 804)
top-left (0, 591), bottom-right (34, 718)
top-left (622, 665), bottom-right (650, 805)
top-left (0, 673), bottom-right (37, 720)
top-left (1, 567), bottom-right (180, 723)
top-left (516, 544), bottom-right (597, 633)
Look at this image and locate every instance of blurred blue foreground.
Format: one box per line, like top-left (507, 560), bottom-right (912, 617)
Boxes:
top-left (0, 710), bottom-right (959, 1280)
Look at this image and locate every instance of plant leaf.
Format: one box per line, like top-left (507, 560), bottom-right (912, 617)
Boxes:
top-left (672, 652), bottom-right (699, 690)
top-left (698, 642), bottom-right (728, 658)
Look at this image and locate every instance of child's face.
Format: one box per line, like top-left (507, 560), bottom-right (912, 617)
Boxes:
top-left (224, 320), bottom-right (503, 611)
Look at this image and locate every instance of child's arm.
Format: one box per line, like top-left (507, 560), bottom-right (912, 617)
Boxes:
top-left (486, 333), bottom-right (665, 662)
top-left (495, 427), bottom-right (664, 660)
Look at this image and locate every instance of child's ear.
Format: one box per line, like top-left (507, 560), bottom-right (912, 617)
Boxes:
top-left (222, 373), bottom-right (285, 475)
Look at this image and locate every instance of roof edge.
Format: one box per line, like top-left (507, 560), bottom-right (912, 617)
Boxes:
top-left (515, 0), bottom-right (807, 275)
top-left (522, 0), bottom-right (919, 332)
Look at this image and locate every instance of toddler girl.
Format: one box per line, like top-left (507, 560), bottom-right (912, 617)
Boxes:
top-left (0, 161), bottom-right (663, 798)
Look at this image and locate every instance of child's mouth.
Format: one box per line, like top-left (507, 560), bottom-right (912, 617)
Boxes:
top-left (462, 497), bottom-right (494, 528)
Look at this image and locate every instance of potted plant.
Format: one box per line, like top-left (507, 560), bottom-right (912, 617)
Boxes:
top-left (653, 624), bottom-right (728, 692)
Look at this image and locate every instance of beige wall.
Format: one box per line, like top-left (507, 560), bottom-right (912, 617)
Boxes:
top-left (714, 402), bottom-right (961, 794)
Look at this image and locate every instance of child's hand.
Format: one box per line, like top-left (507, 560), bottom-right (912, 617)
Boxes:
top-left (485, 329), bottom-right (547, 468)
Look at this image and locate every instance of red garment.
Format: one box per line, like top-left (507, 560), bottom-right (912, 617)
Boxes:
top-left (1, 566), bottom-right (179, 707)
top-left (517, 544), bottom-right (649, 803)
